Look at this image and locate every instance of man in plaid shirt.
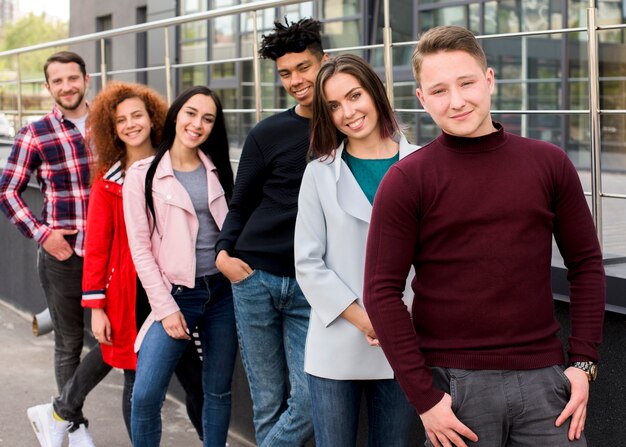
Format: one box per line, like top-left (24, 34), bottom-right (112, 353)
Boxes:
top-left (0, 51), bottom-right (110, 447)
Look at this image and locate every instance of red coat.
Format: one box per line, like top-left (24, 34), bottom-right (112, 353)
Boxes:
top-left (82, 163), bottom-right (138, 370)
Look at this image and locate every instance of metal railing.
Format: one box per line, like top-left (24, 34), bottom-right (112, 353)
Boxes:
top-left (0, 0), bottom-right (622, 251)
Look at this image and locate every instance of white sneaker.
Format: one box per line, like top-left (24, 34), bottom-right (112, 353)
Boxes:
top-left (26, 403), bottom-right (69, 447)
top-left (68, 423), bottom-right (95, 447)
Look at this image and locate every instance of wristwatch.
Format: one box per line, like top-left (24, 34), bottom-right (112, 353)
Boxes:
top-left (568, 361), bottom-right (598, 382)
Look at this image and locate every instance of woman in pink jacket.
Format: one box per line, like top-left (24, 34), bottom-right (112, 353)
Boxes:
top-left (123, 86), bottom-right (236, 447)
top-left (82, 81), bottom-right (205, 440)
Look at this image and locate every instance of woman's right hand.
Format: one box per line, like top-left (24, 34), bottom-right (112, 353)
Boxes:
top-left (91, 308), bottom-right (113, 346)
top-left (341, 302), bottom-right (380, 346)
top-left (162, 311), bottom-right (191, 340)
top-left (216, 250), bottom-right (253, 283)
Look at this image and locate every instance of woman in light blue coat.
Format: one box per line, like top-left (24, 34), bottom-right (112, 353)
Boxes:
top-left (295, 54), bottom-right (418, 447)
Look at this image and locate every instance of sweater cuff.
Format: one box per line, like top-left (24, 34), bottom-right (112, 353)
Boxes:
top-left (215, 240), bottom-right (233, 259)
top-left (412, 387), bottom-right (446, 415)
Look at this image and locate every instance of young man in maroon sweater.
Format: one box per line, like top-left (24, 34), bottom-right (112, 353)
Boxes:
top-left (363, 25), bottom-right (605, 447)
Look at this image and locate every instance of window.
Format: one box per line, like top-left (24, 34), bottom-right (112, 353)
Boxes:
top-left (136, 7), bottom-right (147, 85)
top-left (95, 14), bottom-right (113, 90)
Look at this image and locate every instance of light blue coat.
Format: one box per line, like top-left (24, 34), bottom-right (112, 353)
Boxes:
top-left (295, 135), bottom-right (418, 379)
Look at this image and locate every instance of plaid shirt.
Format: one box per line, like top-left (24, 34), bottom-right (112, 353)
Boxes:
top-left (0, 105), bottom-right (93, 256)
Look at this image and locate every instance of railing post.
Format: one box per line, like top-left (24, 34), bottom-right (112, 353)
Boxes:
top-left (164, 27), bottom-right (173, 105)
top-left (382, 0), bottom-right (394, 104)
top-left (16, 53), bottom-right (22, 127)
top-left (100, 38), bottom-right (107, 87)
top-left (252, 10), bottom-right (262, 123)
top-left (587, 1), bottom-right (603, 246)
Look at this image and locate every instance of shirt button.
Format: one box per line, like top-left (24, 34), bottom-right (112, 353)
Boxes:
top-left (166, 195), bottom-right (172, 200)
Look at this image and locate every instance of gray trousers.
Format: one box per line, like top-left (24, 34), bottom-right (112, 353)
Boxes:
top-left (427, 366), bottom-right (587, 447)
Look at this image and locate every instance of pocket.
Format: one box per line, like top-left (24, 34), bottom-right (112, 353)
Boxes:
top-left (231, 269), bottom-right (257, 285)
top-left (447, 369), bottom-right (476, 414)
top-left (171, 285), bottom-right (186, 297)
top-left (551, 364), bottom-right (572, 393)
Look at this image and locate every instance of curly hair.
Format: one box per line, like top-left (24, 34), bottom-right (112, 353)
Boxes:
top-left (259, 17), bottom-right (324, 61)
top-left (87, 81), bottom-right (168, 180)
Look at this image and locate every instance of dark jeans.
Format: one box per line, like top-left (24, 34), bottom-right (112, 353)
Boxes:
top-left (428, 366), bottom-right (587, 447)
top-left (37, 248), bottom-right (111, 427)
top-left (307, 374), bottom-right (415, 447)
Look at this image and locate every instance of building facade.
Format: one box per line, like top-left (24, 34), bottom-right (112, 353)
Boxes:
top-left (68, 0), bottom-right (626, 257)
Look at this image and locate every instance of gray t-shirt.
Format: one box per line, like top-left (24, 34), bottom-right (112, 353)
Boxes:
top-left (174, 163), bottom-right (220, 277)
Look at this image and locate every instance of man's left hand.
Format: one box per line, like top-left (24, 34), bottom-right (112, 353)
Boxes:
top-left (555, 366), bottom-right (589, 441)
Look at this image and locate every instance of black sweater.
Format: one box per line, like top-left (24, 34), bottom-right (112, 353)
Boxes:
top-left (215, 107), bottom-right (310, 277)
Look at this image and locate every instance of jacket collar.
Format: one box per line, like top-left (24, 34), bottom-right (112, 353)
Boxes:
top-left (153, 150), bottom-right (225, 217)
top-left (154, 150), bottom-right (218, 179)
top-left (103, 161), bottom-right (124, 185)
top-left (332, 133), bottom-right (420, 223)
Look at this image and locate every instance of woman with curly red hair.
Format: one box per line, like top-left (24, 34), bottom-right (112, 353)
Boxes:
top-left (81, 81), bottom-right (204, 441)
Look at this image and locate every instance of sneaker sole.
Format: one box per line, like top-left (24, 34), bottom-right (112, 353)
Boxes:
top-left (27, 406), bottom-right (51, 447)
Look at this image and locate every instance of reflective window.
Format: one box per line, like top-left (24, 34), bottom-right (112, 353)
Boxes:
top-left (211, 0), bottom-right (237, 79)
top-left (419, 6), bottom-right (467, 33)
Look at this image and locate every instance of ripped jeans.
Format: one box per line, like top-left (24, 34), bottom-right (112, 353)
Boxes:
top-left (131, 273), bottom-right (238, 447)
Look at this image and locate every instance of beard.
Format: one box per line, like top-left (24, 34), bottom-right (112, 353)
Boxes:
top-left (54, 90), bottom-right (85, 111)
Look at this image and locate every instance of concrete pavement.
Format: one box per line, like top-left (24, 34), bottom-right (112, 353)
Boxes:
top-left (0, 299), bottom-right (205, 447)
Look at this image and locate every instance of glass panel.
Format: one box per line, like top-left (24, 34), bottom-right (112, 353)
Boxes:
top-left (180, 40), bottom-right (208, 63)
top-left (599, 26), bottom-right (626, 178)
top-left (180, 66), bottom-right (207, 90)
top-left (597, 0), bottom-right (626, 43)
top-left (282, 2), bottom-right (314, 21)
top-left (181, 22), bottom-right (208, 41)
top-left (469, 3), bottom-right (480, 34)
top-left (324, 20), bottom-right (360, 48)
top-left (419, 6), bottom-right (467, 33)
top-left (323, 0), bottom-right (359, 18)
top-left (522, 0), bottom-right (550, 31)
top-left (563, 113), bottom-right (590, 171)
top-left (567, 0), bottom-right (586, 30)
top-left (485, 0), bottom-right (521, 34)
top-left (601, 196), bottom-right (626, 256)
top-left (567, 31), bottom-right (589, 110)
top-left (211, 15), bottom-right (236, 79)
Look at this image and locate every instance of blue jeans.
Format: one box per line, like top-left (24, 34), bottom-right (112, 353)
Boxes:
top-left (131, 274), bottom-right (238, 447)
top-left (231, 269), bottom-right (313, 447)
top-left (308, 374), bottom-right (415, 447)
top-left (428, 366), bottom-right (587, 447)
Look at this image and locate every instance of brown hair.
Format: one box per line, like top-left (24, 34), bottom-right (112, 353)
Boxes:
top-left (44, 51), bottom-right (87, 82)
top-left (309, 54), bottom-right (399, 159)
top-left (87, 81), bottom-right (167, 180)
top-left (412, 25), bottom-right (487, 83)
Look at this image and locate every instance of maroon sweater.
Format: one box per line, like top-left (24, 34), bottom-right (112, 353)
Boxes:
top-left (363, 124), bottom-right (605, 414)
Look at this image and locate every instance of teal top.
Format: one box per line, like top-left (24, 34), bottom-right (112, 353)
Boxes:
top-left (341, 148), bottom-right (399, 204)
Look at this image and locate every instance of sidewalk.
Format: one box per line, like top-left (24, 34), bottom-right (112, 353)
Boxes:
top-left (0, 299), bottom-right (203, 447)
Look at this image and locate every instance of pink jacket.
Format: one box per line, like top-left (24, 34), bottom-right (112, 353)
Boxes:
top-left (123, 151), bottom-right (228, 350)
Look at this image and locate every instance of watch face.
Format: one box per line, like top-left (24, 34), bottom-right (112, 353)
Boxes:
top-left (589, 363), bottom-right (598, 381)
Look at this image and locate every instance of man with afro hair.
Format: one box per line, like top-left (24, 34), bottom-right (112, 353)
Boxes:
top-left (215, 17), bottom-right (327, 446)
